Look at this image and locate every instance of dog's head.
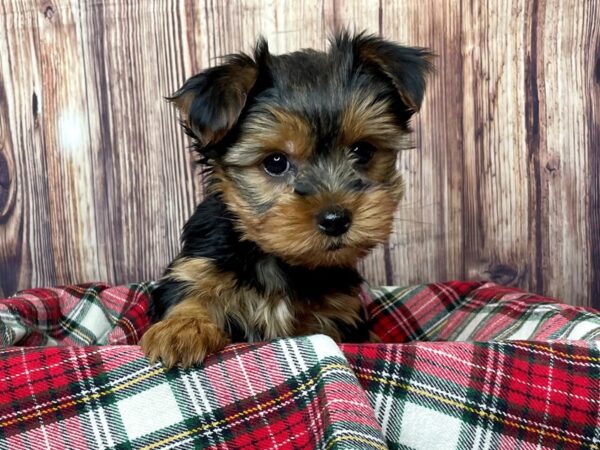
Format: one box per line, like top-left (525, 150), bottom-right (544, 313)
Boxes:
top-left (170, 32), bottom-right (432, 268)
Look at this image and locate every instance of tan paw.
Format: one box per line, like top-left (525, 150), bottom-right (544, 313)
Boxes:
top-left (140, 317), bottom-right (228, 369)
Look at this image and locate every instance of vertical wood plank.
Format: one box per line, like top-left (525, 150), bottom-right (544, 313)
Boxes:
top-left (589, 6), bottom-right (600, 309)
top-left (537, 1), bottom-right (600, 306)
top-left (36, 0), bottom-right (105, 285)
top-left (524, 0), bottom-right (547, 299)
top-left (0, 2), bottom-right (55, 296)
top-left (381, 0), bottom-right (465, 286)
top-left (460, 0), bottom-right (532, 290)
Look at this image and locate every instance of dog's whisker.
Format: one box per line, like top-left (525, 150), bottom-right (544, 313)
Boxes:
top-left (394, 218), bottom-right (435, 225)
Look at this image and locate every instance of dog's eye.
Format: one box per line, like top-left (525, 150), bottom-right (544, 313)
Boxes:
top-left (263, 153), bottom-right (290, 176)
top-left (350, 142), bottom-right (376, 165)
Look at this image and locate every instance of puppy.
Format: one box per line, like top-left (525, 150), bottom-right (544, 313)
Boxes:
top-left (140, 31), bottom-right (431, 368)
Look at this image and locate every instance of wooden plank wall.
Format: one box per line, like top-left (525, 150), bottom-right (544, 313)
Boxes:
top-left (1, 0), bottom-right (598, 307)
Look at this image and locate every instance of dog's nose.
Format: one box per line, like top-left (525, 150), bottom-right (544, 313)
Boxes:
top-left (316, 207), bottom-right (352, 236)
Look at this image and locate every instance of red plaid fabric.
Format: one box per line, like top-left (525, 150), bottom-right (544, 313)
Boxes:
top-left (0, 283), bottom-right (151, 347)
top-left (366, 281), bottom-right (600, 342)
top-left (1, 281), bottom-right (599, 449)
top-left (0, 338), bottom-right (385, 449)
top-left (342, 341), bottom-right (600, 450)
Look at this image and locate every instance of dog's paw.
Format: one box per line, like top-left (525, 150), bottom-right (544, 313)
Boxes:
top-left (140, 317), bottom-right (228, 369)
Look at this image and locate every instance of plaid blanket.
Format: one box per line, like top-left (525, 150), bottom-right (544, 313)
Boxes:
top-left (1, 281), bottom-right (599, 449)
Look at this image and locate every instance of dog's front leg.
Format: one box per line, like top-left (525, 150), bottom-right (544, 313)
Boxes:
top-left (140, 298), bottom-right (228, 369)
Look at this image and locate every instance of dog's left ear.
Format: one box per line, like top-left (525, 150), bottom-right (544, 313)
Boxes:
top-left (333, 31), bottom-right (433, 122)
top-left (168, 38), bottom-right (270, 148)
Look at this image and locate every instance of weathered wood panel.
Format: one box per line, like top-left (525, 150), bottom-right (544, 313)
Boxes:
top-left (382, 0), bottom-right (467, 288)
top-left (0, 0), bottom-right (598, 307)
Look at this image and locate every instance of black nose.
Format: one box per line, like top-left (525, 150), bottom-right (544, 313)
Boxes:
top-left (317, 208), bottom-right (352, 236)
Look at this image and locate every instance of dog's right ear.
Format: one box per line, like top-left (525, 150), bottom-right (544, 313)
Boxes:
top-left (168, 38), bottom-right (270, 147)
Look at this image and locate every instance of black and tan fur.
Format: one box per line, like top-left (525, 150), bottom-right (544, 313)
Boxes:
top-left (140, 31), bottom-right (432, 368)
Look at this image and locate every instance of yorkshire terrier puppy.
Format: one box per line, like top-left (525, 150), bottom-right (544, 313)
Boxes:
top-left (140, 31), bottom-right (431, 368)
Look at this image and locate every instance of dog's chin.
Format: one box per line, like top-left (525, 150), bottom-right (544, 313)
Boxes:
top-left (272, 242), bottom-right (372, 269)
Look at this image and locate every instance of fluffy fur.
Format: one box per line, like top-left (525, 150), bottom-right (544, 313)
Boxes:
top-left (140, 31), bottom-right (432, 368)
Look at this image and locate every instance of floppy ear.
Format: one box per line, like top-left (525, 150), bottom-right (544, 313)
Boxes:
top-left (168, 39), bottom-right (270, 147)
top-left (333, 31), bottom-right (433, 122)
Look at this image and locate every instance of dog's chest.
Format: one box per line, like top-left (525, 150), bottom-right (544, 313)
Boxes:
top-left (223, 255), bottom-right (363, 343)
top-left (224, 256), bottom-right (294, 342)
top-left (226, 288), bottom-right (294, 342)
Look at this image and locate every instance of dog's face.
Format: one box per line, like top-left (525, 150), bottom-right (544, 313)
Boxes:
top-left (170, 32), bottom-right (431, 268)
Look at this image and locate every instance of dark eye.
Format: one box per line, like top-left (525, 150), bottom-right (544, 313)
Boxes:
top-left (263, 153), bottom-right (290, 176)
top-left (350, 141), bottom-right (376, 165)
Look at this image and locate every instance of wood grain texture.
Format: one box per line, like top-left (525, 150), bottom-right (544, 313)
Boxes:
top-left (0, 0), bottom-right (598, 307)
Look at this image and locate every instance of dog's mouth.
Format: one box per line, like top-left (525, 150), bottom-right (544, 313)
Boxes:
top-left (326, 242), bottom-right (346, 252)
